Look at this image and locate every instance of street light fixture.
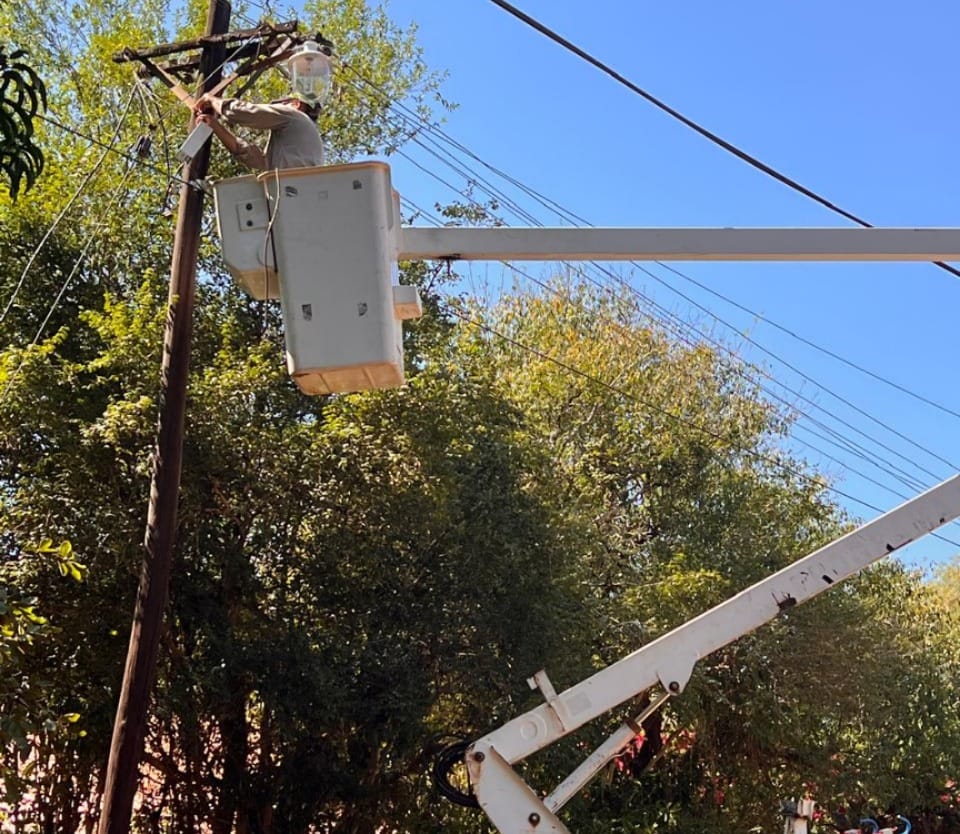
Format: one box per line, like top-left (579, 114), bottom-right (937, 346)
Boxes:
top-left (287, 40), bottom-right (331, 106)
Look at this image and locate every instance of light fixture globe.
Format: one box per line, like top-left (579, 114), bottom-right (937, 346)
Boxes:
top-left (286, 40), bottom-right (331, 106)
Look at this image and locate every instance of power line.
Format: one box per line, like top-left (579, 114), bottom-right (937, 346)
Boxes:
top-left (0, 164), bottom-right (141, 403)
top-left (396, 160), bottom-right (937, 493)
top-left (519, 263), bottom-right (933, 492)
top-left (38, 113), bottom-right (198, 189)
top-left (444, 298), bottom-right (894, 516)
top-left (655, 260), bottom-right (960, 422)
top-left (1, 89), bottom-right (139, 328)
top-left (373, 90), bottom-right (950, 490)
top-left (399, 149), bottom-right (936, 490)
top-left (451, 284), bottom-right (960, 551)
top-left (401, 193), bottom-right (960, 532)
top-left (379, 79), bottom-right (960, 443)
top-left (346, 66), bottom-right (960, 443)
top-left (134, 75), bottom-right (178, 185)
top-left (635, 264), bottom-right (959, 471)
top-left (568, 257), bottom-right (957, 480)
top-left (484, 0), bottom-right (960, 283)
top-left (455, 302), bottom-right (960, 552)
top-left (505, 259), bottom-right (934, 494)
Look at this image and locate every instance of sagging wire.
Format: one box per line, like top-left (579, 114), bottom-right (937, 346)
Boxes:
top-left (350, 68), bottom-right (958, 498)
top-left (0, 160), bottom-right (141, 404)
top-left (451, 299), bottom-right (960, 549)
top-left (0, 87), bottom-right (139, 328)
top-left (134, 73), bottom-right (176, 185)
top-left (132, 74), bottom-right (188, 217)
top-left (485, 0), bottom-right (960, 284)
top-left (38, 112), bottom-right (199, 190)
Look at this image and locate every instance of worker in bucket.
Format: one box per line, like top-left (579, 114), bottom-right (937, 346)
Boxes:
top-left (194, 41), bottom-right (330, 170)
top-left (193, 92), bottom-right (324, 171)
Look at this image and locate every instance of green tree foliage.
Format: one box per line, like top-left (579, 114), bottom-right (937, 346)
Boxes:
top-left (452, 282), bottom-right (960, 834)
top-left (932, 555), bottom-right (960, 611)
top-left (0, 539), bottom-right (85, 819)
top-left (1, 1), bottom-right (959, 832)
top-left (0, 44), bottom-right (45, 198)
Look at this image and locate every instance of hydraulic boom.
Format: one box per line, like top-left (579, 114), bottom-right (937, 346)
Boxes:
top-left (450, 475), bottom-right (960, 834)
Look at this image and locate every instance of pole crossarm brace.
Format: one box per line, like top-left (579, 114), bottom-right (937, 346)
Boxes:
top-left (133, 55), bottom-right (202, 109)
top-left (113, 23), bottom-right (332, 102)
top-left (399, 226), bottom-right (960, 263)
top-left (227, 35), bottom-right (299, 99)
top-left (111, 21), bottom-right (299, 63)
top-left (130, 34), bottom-right (292, 84)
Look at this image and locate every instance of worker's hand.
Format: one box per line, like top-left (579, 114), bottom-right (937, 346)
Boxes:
top-left (195, 110), bottom-right (217, 127)
top-left (194, 93), bottom-right (218, 116)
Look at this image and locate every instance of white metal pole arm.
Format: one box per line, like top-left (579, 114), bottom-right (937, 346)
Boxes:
top-left (399, 227), bottom-right (960, 262)
top-left (466, 474), bottom-right (960, 834)
top-left (543, 691), bottom-right (671, 814)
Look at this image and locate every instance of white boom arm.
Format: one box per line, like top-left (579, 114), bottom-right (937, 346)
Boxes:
top-left (215, 160), bottom-right (960, 395)
top-left (400, 227), bottom-right (960, 262)
top-left (463, 475), bottom-right (960, 834)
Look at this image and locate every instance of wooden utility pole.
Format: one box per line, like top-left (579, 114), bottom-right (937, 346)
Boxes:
top-left (99, 15), bottom-right (312, 832)
top-left (97, 1), bottom-right (230, 831)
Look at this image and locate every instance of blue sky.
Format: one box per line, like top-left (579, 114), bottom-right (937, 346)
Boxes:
top-left (373, 0), bottom-right (960, 569)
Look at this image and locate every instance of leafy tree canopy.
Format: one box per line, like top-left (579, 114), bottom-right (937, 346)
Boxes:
top-left (0, 2), bottom-right (958, 833)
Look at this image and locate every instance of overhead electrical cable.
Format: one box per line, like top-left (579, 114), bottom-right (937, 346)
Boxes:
top-left (380, 102), bottom-right (949, 490)
top-left (439, 279), bottom-right (960, 548)
top-left (637, 263), bottom-right (958, 471)
top-left (655, 260), bottom-right (960, 421)
top-left (576, 254), bottom-right (958, 477)
top-left (38, 113), bottom-right (199, 189)
top-left (504, 259), bottom-right (932, 493)
top-left (441, 297), bottom-right (921, 520)
top-left (1, 89), bottom-right (139, 328)
top-left (0, 163), bottom-right (141, 404)
top-left (346, 67), bottom-right (960, 432)
top-left (367, 119), bottom-right (951, 506)
top-left (134, 75), bottom-right (178, 184)
top-left (484, 0), bottom-right (960, 283)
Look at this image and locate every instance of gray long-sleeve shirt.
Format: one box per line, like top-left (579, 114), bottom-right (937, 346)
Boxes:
top-left (214, 98), bottom-right (324, 171)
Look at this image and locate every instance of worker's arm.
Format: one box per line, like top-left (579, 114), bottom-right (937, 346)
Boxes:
top-left (195, 107), bottom-right (268, 170)
top-left (198, 93), bottom-right (295, 130)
